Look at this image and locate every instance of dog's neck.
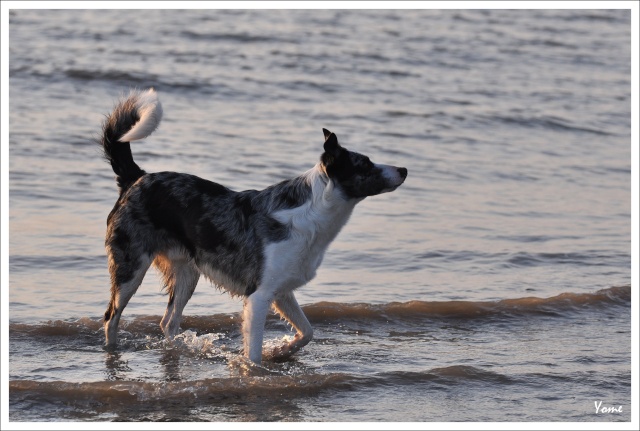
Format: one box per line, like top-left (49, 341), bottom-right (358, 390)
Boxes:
top-left (310, 162), bottom-right (360, 207)
top-left (299, 163), bottom-right (359, 240)
top-left (272, 164), bottom-right (357, 237)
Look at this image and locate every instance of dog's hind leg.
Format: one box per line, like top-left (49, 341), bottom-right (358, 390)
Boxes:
top-left (270, 291), bottom-right (314, 360)
top-left (104, 251), bottom-right (153, 348)
top-left (157, 253), bottom-right (200, 339)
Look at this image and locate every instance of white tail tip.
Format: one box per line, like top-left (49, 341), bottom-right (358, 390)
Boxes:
top-left (119, 88), bottom-right (163, 142)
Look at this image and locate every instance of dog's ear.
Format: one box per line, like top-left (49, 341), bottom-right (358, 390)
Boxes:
top-left (323, 129), bottom-right (342, 158)
top-left (321, 129), bottom-right (344, 169)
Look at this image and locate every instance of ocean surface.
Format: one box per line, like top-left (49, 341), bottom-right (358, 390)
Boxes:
top-left (6, 8), bottom-right (633, 423)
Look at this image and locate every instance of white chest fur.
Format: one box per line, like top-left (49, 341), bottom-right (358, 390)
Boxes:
top-left (261, 167), bottom-right (358, 293)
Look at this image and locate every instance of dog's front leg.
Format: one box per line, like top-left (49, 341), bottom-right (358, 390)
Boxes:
top-left (242, 289), bottom-right (273, 364)
top-left (271, 291), bottom-right (314, 360)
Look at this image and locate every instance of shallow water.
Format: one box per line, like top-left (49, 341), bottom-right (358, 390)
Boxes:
top-left (7, 8), bottom-right (633, 422)
top-left (7, 285), bottom-right (633, 422)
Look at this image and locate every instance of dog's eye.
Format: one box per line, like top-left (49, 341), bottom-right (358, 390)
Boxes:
top-left (355, 158), bottom-right (374, 176)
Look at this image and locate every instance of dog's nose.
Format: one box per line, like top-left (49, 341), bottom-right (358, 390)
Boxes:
top-left (398, 167), bottom-right (408, 179)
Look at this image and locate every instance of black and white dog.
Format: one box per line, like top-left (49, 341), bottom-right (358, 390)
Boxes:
top-left (100, 89), bottom-right (407, 364)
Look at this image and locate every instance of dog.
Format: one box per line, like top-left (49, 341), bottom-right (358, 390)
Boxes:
top-left (100, 88), bottom-right (407, 364)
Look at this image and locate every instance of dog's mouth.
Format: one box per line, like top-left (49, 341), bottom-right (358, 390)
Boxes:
top-left (383, 185), bottom-right (400, 193)
top-left (380, 183), bottom-right (403, 194)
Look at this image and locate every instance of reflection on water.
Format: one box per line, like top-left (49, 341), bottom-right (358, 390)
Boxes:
top-left (104, 351), bottom-right (131, 381)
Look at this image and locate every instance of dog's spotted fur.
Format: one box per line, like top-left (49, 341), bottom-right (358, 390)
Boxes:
top-left (100, 89), bottom-right (407, 363)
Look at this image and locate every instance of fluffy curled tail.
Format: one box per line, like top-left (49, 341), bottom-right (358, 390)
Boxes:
top-left (101, 88), bottom-right (163, 193)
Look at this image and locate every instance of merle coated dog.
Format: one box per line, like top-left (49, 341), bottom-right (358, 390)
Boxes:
top-left (100, 89), bottom-right (407, 364)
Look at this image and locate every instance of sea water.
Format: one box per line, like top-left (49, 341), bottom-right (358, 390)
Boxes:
top-left (7, 9), bottom-right (632, 422)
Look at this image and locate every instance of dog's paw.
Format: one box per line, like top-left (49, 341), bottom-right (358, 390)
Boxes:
top-left (269, 344), bottom-right (295, 361)
top-left (264, 338), bottom-right (299, 362)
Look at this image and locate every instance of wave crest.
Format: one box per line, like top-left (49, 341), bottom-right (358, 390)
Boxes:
top-left (9, 285), bottom-right (630, 338)
top-left (10, 364), bottom-right (517, 404)
top-left (302, 285), bottom-right (630, 322)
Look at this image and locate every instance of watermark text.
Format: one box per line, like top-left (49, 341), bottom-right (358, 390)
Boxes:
top-left (594, 401), bottom-right (622, 414)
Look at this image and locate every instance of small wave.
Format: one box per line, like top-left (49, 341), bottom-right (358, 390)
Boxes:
top-left (425, 365), bottom-right (515, 384)
top-left (519, 38), bottom-right (577, 49)
top-left (181, 30), bottom-right (294, 44)
top-left (278, 79), bottom-right (340, 94)
top-left (64, 68), bottom-right (159, 84)
top-left (502, 251), bottom-right (618, 267)
top-left (58, 68), bottom-right (235, 95)
top-left (9, 365), bottom-right (514, 405)
top-left (10, 317), bottom-right (103, 337)
top-left (9, 314), bottom-right (239, 340)
top-left (10, 254), bottom-right (105, 272)
top-left (9, 373), bottom-right (359, 404)
top-left (489, 236), bottom-right (582, 244)
top-left (414, 249), bottom-right (628, 272)
top-left (483, 114), bottom-right (613, 136)
top-left (9, 286), bottom-right (629, 340)
top-left (303, 285), bottom-right (630, 322)
top-left (562, 11), bottom-right (626, 23)
top-left (375, 366), bottom-right (515, 386)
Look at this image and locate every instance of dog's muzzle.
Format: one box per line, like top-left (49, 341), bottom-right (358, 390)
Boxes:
top-left (379, 165), bottom-right (408, 193)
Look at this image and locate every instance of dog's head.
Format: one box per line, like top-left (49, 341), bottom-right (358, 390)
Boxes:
top-left (320, 128), bottom-right (407, 200)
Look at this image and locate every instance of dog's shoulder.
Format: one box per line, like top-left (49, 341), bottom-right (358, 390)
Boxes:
top-left (257, 175), bottom-right (313, 213)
